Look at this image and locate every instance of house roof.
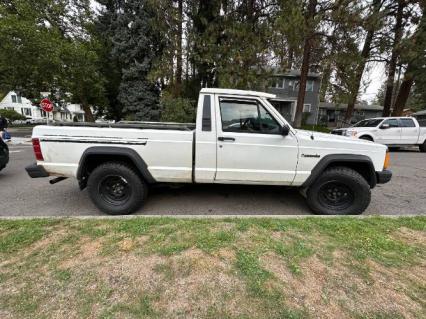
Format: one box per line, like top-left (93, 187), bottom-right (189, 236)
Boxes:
top-left (266, 67), bottom-right (321, 78)
top-left (413, 109), bottom-right (426, 116)
top-left (319, 102), bottom-right (383, 111)
top-left (200, 88), bottom-right (276, 99)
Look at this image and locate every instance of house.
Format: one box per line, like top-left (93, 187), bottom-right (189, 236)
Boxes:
top-left (0, 91), bottom-right (47, 122)
top-left (266, 69), bottom-right (321, 125)
top-left (52, 103), bottom-right (86, 122)
top-left (413, 109), bottom-right (426, 127)
top-left (0, 91), bottom-right (87, 123)
top-left (318, 102), bottom-right (384, 126)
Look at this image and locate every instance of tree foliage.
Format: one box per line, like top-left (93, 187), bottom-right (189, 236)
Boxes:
top-left (0, 0), bottom-right (424, 124)
top-left (0, 109), bottom-right (26, 122)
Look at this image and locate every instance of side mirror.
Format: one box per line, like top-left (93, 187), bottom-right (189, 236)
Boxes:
top-left (281, 125), bottom-right (290, 136)
top-left (380, 123), bottom-right (390, 129)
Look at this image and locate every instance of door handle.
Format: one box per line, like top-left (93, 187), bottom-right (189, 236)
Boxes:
top-left (218, 137), bottom-right (235, 142)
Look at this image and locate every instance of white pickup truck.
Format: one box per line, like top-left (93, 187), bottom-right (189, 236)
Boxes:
top-left (331, 117), bottom-right (426, 152)
top-left (26, 89), bottom-right (392, 215)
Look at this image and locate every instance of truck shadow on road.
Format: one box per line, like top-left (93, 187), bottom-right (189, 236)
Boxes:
top-left (140, 184), bottom-right (311, 215)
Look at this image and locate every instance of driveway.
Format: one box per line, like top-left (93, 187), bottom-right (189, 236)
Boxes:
top-left (0, 143), bottom-right (425, 216)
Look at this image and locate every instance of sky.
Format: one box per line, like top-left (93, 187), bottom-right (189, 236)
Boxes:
top-left (361, 63), bottom-right (386, 104)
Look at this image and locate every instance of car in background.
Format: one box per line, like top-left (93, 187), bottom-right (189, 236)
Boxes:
top-left (0, 138), bottom-right (9, 172)
top-left (331, 117), bottom-right (426, 152)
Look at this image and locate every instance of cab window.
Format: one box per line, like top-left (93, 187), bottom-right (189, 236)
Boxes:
top-left (400, 118), bottom-right (415, 127)
top-left (219, 99), bottom-right (280, 134)
top-left (382, 119), bottom-right (399, 127)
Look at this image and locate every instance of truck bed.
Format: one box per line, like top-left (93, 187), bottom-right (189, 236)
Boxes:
top-left (51, 121), bottom-right (196, 131)
top-left (33, 123), bottom-right (195, 182)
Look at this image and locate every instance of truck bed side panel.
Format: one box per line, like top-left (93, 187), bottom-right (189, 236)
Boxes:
top-left (33, 126), bottom-right (194, 183)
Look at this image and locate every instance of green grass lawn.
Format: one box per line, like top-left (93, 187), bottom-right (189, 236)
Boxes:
top-left (0, 216), bottom-right (425, 319)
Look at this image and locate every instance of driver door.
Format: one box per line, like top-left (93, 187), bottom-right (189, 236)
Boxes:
top-left (375, 118), bottom-right (402, 144)
top-left (214, 96), bottom-right (298, 185)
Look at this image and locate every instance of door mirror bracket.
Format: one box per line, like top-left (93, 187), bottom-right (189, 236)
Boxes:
top-left (281, 125), bottom-right (290, 136)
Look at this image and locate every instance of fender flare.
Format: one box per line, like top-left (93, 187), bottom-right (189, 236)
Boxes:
top-left (77, 146), bottom-right (156, 186)
top-left (301, 154), bottom-right (377, 188)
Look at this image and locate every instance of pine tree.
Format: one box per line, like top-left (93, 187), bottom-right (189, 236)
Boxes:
top-left (343, 0), bottom-right (385, 124)
top-left (382, 0), bottom-right (406, 117)
top-left (392, 4), bottom-right (425, 116)
top-left (110, 0), bottom-right (165, 120)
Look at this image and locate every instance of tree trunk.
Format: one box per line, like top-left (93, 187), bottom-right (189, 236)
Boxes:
top-left (392, 65), bottom-right (414, 116)
top-left (294, 0), bottom-right (317, 128)
top-left (81, 99), bottom-right (94, 122)
top-left (319, 61), bottom-right (331, 102)
top-left (382, 0), bottom-right (405, 117)
top-left (343, 0), bottom-right (382, 124)
top-left (175, 0), bottom-right (183, 94)
top-left (287, 47), bottom-right (294, 70)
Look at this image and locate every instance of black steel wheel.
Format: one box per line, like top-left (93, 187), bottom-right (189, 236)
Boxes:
top-left (306, 167), bottom-right (371, 215)
top-left (317, 181), bottom-right (355, 211)
top-left (87, 162), bottom-right (147, 215)
top-left (98, 175), bottom-right (132, 206)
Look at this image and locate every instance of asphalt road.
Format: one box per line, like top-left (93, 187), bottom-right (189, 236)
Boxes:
top-left (0, 140), bottom-right (425, 216)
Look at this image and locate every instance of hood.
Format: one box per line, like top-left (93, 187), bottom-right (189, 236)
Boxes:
top-left (295, 129), bottom-right (351, 140)
top-left (294, 129), bottom-right (379, 146)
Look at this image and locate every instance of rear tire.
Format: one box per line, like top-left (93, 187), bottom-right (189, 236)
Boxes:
top-left (419, 141), bottom-right (426, 153)
top-left (306, 167), bottom-right (371, 215)
top-left (87, 162), bottom-right (147, 215)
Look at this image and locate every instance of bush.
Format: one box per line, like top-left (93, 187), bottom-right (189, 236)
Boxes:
top-left (160, 92), bottom-right (196, 123)
top-left (0, 109), bottom-right (26, 122)
top-left (300, 124), bottom-right (331, 133)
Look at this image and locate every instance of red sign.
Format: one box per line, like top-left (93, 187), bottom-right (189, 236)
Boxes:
top-left (40, 98), bottom-right (53, 112)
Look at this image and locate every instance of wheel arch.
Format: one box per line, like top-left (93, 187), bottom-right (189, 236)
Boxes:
top-left (301, 154), bottom-right (377, 189)
top-left (358, 134), bottom-right (374, 141)
top-left (77, 146), bottom-right (156, 189)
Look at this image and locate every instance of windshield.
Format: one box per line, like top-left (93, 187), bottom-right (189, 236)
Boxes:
top-left (352, 119), bottom-right (383, 127)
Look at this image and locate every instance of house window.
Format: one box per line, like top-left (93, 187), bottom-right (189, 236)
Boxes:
top-left (293, 81), bottom-right (300, 91)
top-left (306, 80), bottom-right (314, 92)
top-left (303, 104), bottom-right (311, 113)
top-left (287, 80), bottom-right (294, 90)
top-left (17, 95), bottom-right (22, 103)
top-left (21, 108), bottom-right (31, 116)
top-left (12, 95), bottom-right (17, 103)
top-left (272, 77), bottom-right (284, 89)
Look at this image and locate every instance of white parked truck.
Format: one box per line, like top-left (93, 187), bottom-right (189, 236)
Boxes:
top-left (331, 117), bottom-right (426, 152)
top-left (26, 89), bottom-right (392, 215)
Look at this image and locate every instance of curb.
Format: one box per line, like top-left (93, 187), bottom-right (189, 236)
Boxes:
top-left (0, 214), bottom-right (423, 220)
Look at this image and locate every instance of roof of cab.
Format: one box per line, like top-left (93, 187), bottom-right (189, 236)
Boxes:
top-left (200, 88), bottom-right (276, 99)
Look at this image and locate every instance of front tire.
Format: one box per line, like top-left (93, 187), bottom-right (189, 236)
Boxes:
top-left (87, 162), bottom-right (147, 215)
top-left (419, 141), bottom-right (426, 153)
top-left (306, 167), bottom-right (371, 215)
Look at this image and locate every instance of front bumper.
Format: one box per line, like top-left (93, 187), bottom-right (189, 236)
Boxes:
top-left (376, 170), bottom-right (392, 184)
top-left (25, 163), bottom-right (49, 178)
